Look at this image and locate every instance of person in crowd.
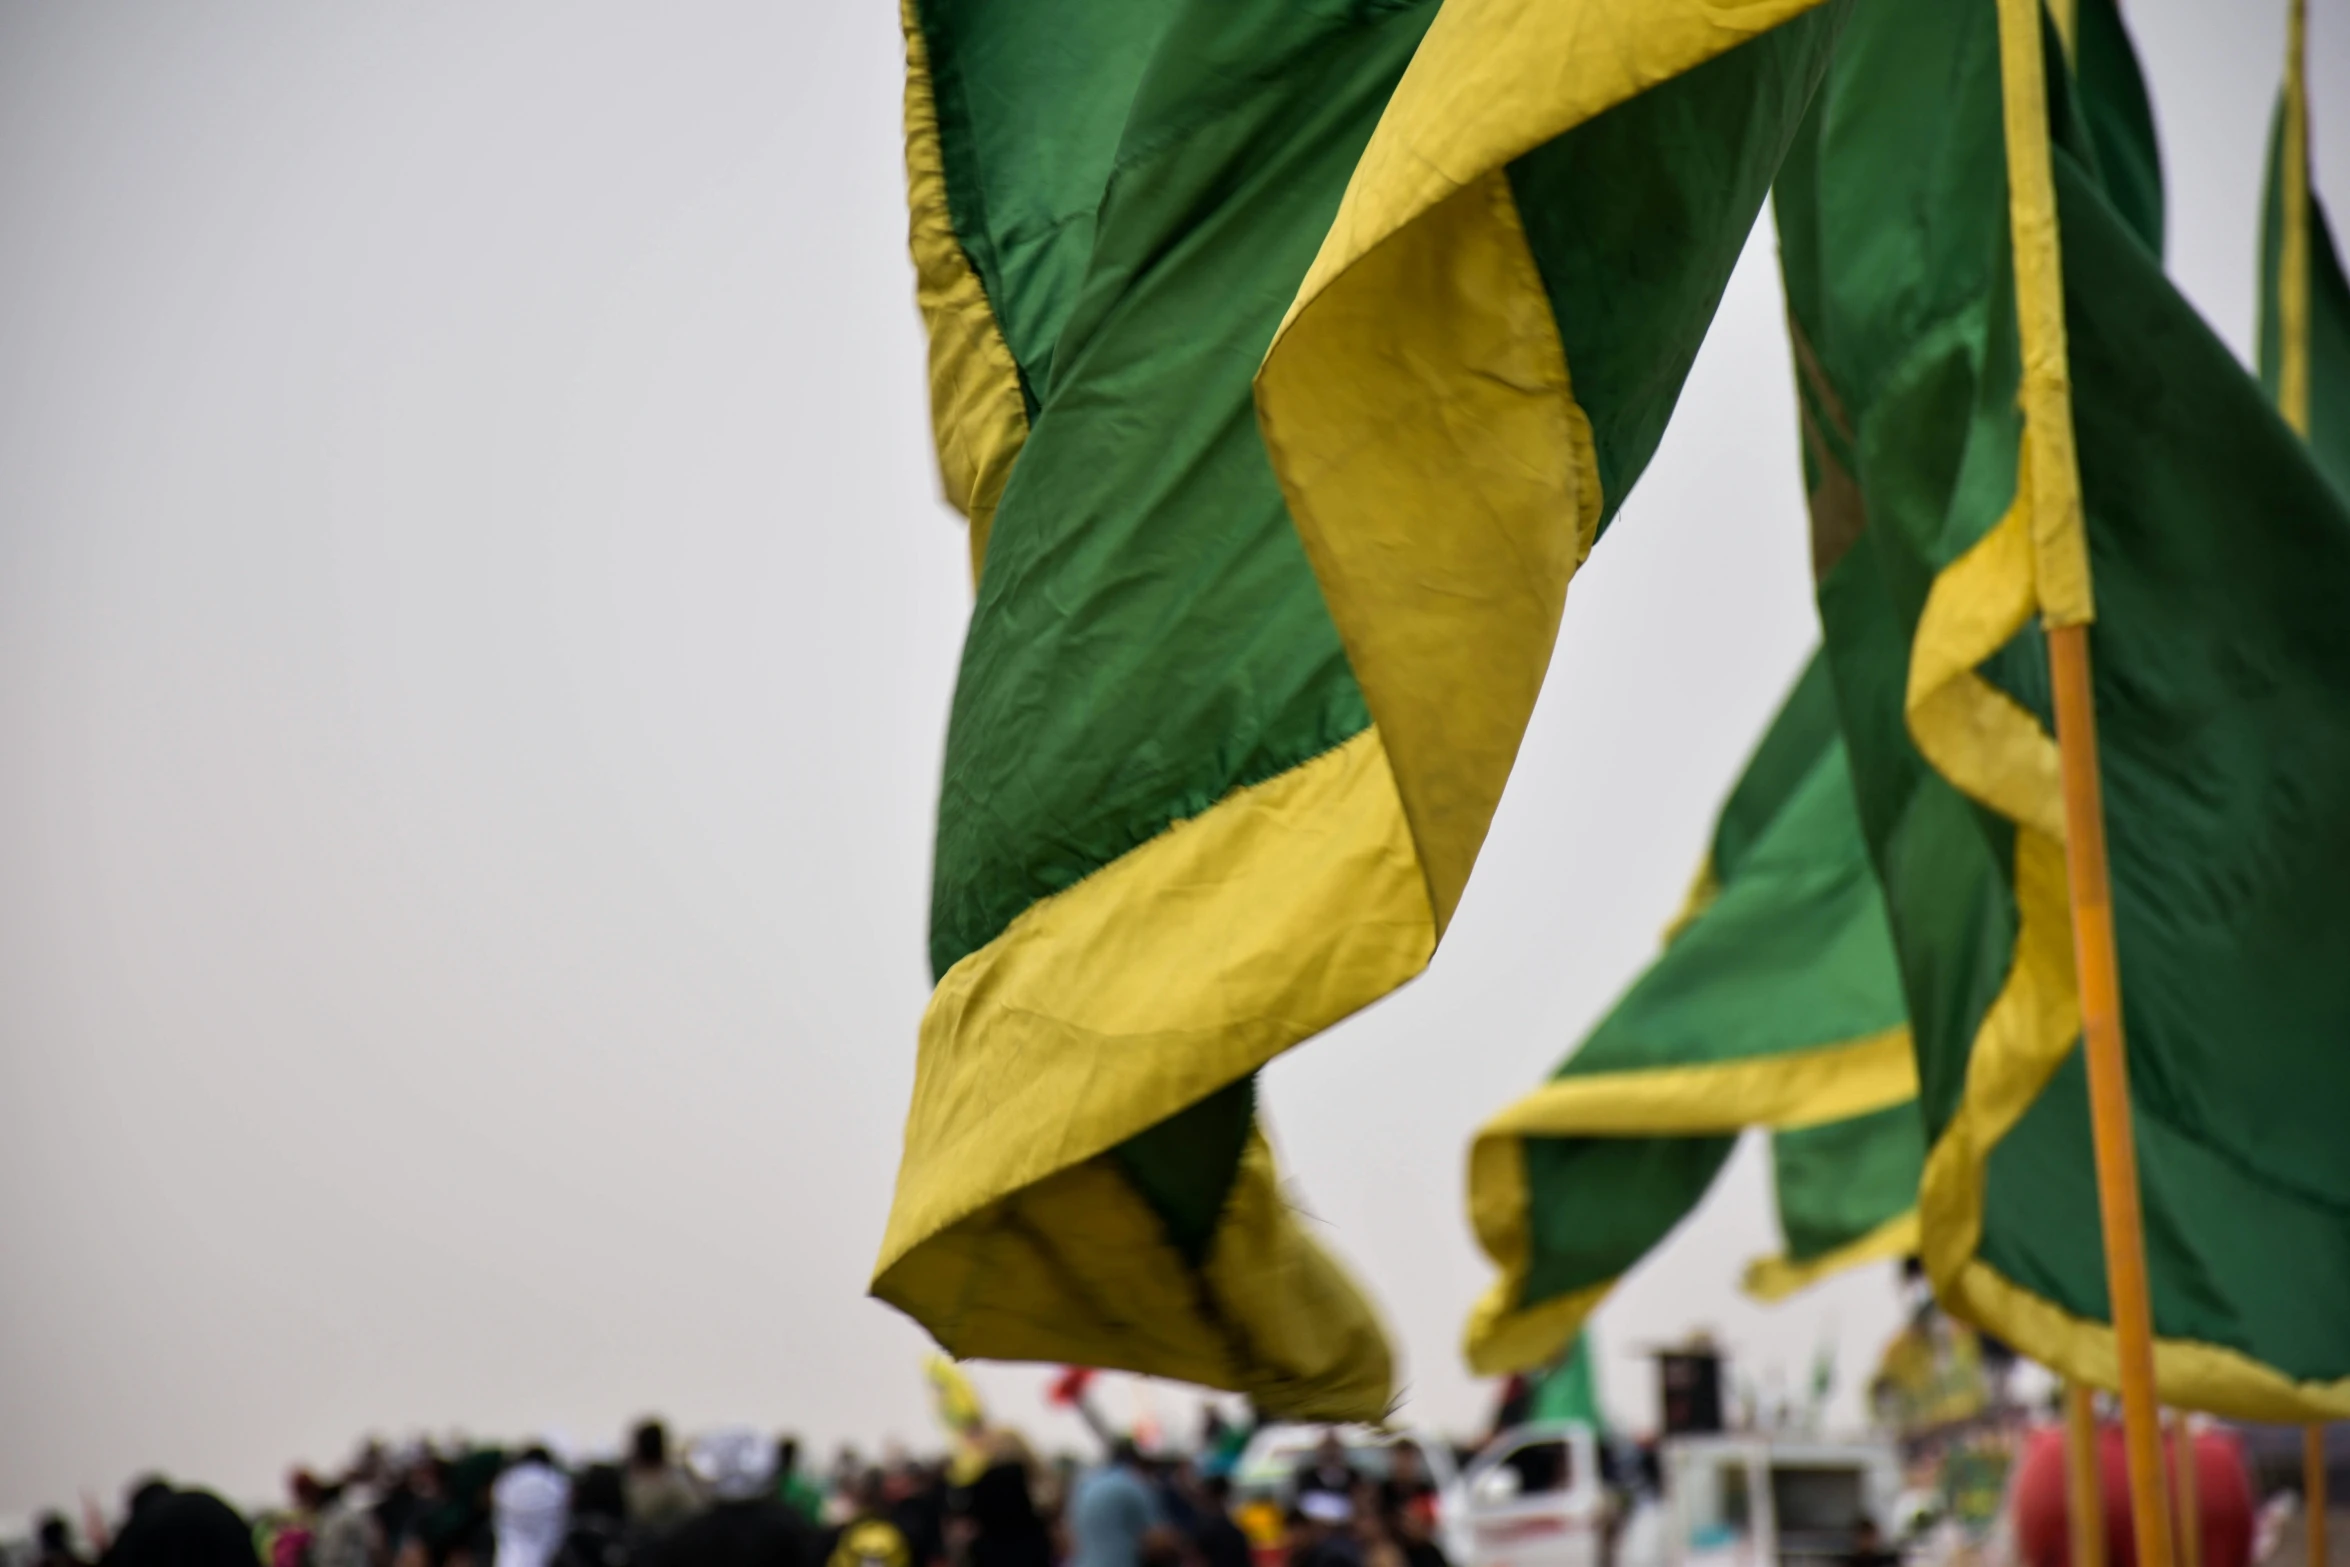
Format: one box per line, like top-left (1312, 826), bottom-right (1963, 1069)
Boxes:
top-left (1069, 1441), bottom-right (1173, 1567)
top-left (953, 1432), bottom-right (1051, 1567)
top-left (823, 1473), bottom-right (912, 1567)
top-left (35, 1514), bottom-right (93, 1567)
top-left (626, 1423), bottom-right (703, 1538)
top-left (1285, 1494), bottom-right (1360, 1567)
top-left (1181, 1476), bottom-right (1252, 1567)
top-left (772, 1441), bottom-right (823, 1529)
top-left (1293, 1439), bottom-right (1354, 1505)
top-left (102, 1482), bottom-right (256, 1567)
top-left (555, 1463), bottom-right (631, 1567)
top-left (315, 1450), bottom-right (385, 1567)
top-left (1842, 1517), bottom-right (1898, 1567)
top-left (492, 1448), bottom-right (573, 1567)
top-left (638, 1428), bottom-right (811, 1567)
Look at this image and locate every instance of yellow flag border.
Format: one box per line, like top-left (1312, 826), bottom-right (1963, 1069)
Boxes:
top-left (901, 0), bottom-right (1028, 581)
top-left (1463, 1029), bottom-right (1916, 1376)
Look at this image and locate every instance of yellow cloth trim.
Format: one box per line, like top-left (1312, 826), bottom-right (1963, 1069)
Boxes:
top-left (1904, 283), bottom-right (2350, 1421)
top-left (1743, 1209), bottom-right (1919, 1303)
top-left (872, 729), bottom-right (1432, 1420)
top-left (1996, 0), bottom-right (2095, 627)
top-left (1461, 1028), bottom-right (1916, 1376)
top-left (1659, 855), bottom-right (1722, 945)
top-left (2282, 0), bottom-right (2313, 436)
top-left (1485, 1026), bottom-right (1918, 1141)
top-left (902, 0), bottom-right (1027, 579)
top-left (2048, 0), bottom-right (2078, 66)
top-left (1256, 0), bottom-right (1827, 932)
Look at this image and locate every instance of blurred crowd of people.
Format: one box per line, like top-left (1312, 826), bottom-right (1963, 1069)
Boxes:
top-left (11, 1420), bottom-right (1454, 1567)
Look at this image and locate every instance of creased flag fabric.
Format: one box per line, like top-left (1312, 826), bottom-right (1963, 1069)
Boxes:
top-left (880, 0), bottom-right (1848, 1418)
top-left (1779, 0), bottom-right (2350, 1419)
top-left (1463, 653), bottom-right (1919, 1377)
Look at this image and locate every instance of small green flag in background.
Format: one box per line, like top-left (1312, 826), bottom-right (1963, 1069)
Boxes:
top-left (1779, 0), bottom-right (2350, 1419)
top-left (1463, 653), bottom-right (1919, 1377)
top-left (2259, 11), bottom-right (2350, 491)
top-left (880, 0), bottom-right (1851, 1419)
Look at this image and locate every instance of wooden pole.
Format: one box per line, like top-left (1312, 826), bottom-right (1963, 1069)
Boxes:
top-left (2048, 624), bottom-right (2174, 1567)
top-left (2309, 1425), bottom-right (2329, 1567)
top-left (2171, 1413), bottom-right (2201, 1567)
top-left (2069, 1385), bottom-right (2108, 1567)
top-left (2282, 0), bottom-right (2314, 436)
top-left (1990, 2), bottom-right (2171, 1555)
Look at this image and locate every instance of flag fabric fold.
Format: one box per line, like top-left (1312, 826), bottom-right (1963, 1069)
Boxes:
top-left (1463, 653), bottom-right (1919, 1377)
top-left (882, 0), bottom-right (1848, 1417)
top-left (1780, 0), bottom-right (2350, 1420)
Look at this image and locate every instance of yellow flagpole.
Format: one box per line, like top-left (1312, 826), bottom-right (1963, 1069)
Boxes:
top-left (2069, 1386), bottom-right (2108, 1567)
top-left (2283, 0), bottom-right (2314, 435)
top-left (2172, 1412), bottom-right (2202, 1567)
top-left (1989, 4), bottom-right (2173, 1567)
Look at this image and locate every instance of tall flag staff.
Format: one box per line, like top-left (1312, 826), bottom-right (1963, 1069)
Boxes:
top-left (1990, 1), bottom-right (2173, 1565)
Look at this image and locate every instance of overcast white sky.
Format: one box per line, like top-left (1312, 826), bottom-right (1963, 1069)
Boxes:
top-left (1, 0), bottom-right (2340, 1523)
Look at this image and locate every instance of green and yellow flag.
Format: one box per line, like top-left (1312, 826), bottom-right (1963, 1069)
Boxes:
top-left (880, 0), bottom-right (1852, 1418)
top-left (2260, 0), bottom-right (2350, 490)
top-left (1779, 0), bottom-right (2350, 1418)
top-left (1463, 654), bottom-right (1919, 1376)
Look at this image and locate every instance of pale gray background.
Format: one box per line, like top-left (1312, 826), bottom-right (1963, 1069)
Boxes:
top-left (2, 0), bottom-right (2339, 1520)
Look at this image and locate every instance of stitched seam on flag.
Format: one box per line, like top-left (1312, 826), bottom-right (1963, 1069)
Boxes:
top-left (902, 0), bottom-right (1028, 581)
top-left (871, 729), bottom-right (1431, 1420)
top-left (1460, 1028), bottom-right (1916, 1376)
top-left (1742, 1208), bottom-right (1919, 1304)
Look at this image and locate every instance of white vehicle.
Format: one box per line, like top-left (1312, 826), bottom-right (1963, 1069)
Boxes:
top-left (1458, 1420), bottom-right (1607, 1567)
top-left (1230, 1423), bottom-right (1471, 1566)
top-left (1649, 1435), bottom-right (1901, 1567)
top-left (1459, 1429), bottom-right (1898, 1567)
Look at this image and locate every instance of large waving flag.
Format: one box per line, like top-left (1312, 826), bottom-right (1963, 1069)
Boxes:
top-left (878, 0), bottom-right (1851, 1417)
top-left (1463, 654), bottom-right (1919, 1376)
top-left (1779, 0), bottom-right (2350, 1418)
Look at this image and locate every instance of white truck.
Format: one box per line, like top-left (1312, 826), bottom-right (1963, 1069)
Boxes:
top-left (1460, 1427), bottom-right (1900, 1567)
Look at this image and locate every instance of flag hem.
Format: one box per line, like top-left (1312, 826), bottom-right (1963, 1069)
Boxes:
top-left (1743, 1208), bottom-right (1919, 1303)
top-left (872, 729), bottom-right (1430, 1419)
top-left (902, 0), bottom-right (1028, 580)
top-left (1462, 1027), bottom-right (1916, 1376)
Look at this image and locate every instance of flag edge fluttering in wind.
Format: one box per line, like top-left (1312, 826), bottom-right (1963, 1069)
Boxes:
top-left (877, 0), bottom-right (1847, 1419)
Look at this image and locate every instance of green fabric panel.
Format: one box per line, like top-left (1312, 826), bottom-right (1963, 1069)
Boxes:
top-left (914, 0), bottom-right (1184, 407)
top-left (930, 0), bottom-right (1442, 981)
top-left (2072, 0), bottom-right (2164, 258)
top-left (1786, 0), bottom-right (2350, 1385)
top-left (1116, 1076), bottom-right (1257, 1268)
top-left (1529, 1330), bottom-right (1605, 1428)
top-left (1522, 1133), bottom-right (1736, 1301)
top-left (1712, 652), bottom-right (1842, 881)
top-left (2259, 100), bottom-right (2350, 501)
top-left (1513, 657), bottom-right (1909, 1312)
top-left (1506, 2), bottom-right (1849, 536)
top-left (1771, 1101), bottom-right (1923, 1264)
top-left (1565, 740), bottom-right (1905, 1081)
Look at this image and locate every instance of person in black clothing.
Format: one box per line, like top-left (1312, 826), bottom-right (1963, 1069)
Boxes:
top-left (1183, 1477), bottom-right (1253, 1567)
top-left (103, 1484), bottom-right (254, 1567)
top-left (1842, 1518), bottom-right (1899, 1567)
top-left (644, 1430), bottom-right (810, 1567)
top-left (36, 1514), bottom-right (93, 1567)
top-left (1293, 1438), bottom-right (1355, 1505)
top-left (954, 1437), bottom-right (1051, 1567)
